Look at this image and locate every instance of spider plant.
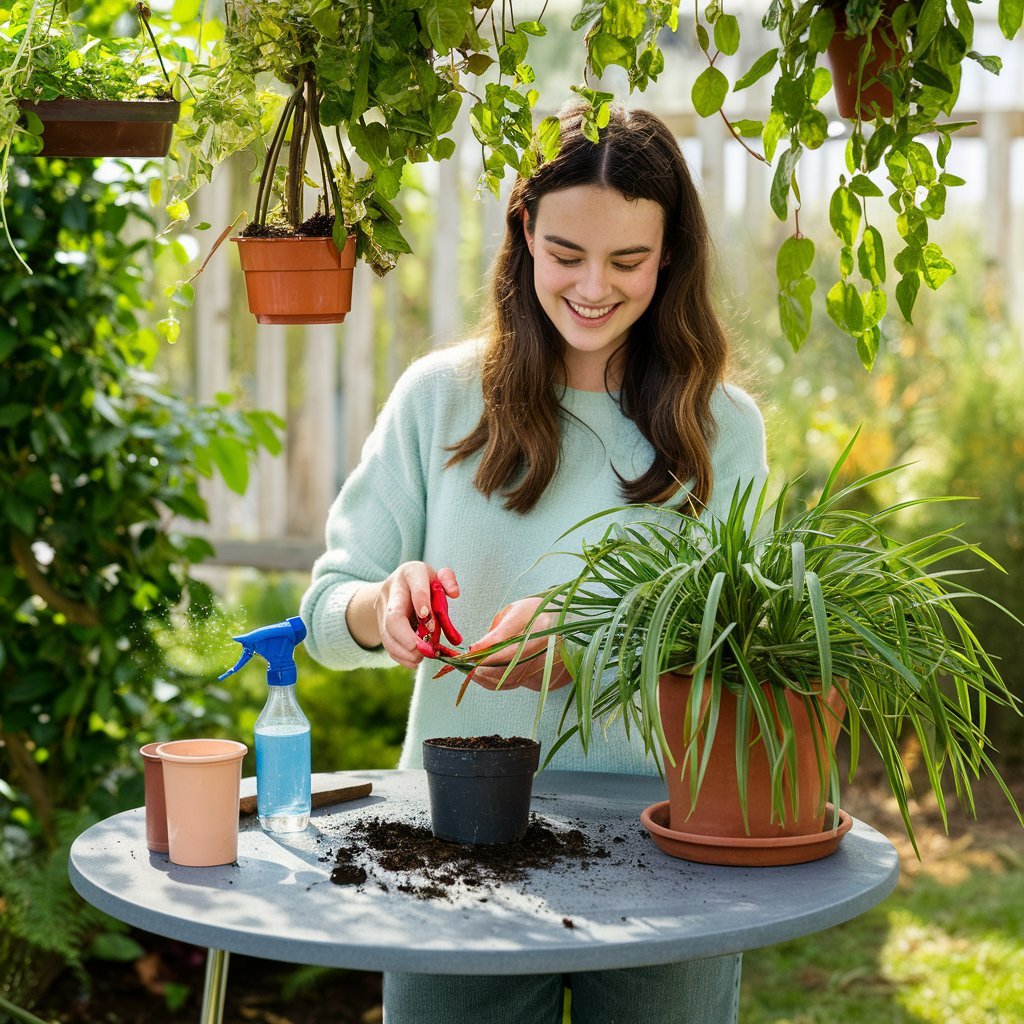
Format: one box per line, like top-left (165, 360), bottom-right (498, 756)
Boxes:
top-left (453, 437), bottom-right (1024, 853)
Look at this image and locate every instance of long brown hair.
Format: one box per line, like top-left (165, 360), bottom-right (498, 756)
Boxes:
top-left (448, 102), bottom-right (729, 514)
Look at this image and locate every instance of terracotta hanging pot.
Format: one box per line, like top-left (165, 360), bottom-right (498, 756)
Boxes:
top-left (232, 234), bottom-right (357, 326)
top-left (19, 99), bottom-right (180, 158)
top-left (827, 1), bottom-right (901, 119)
top-left (826, 5), bottom-right (903, 120)
top-left (642, 673), bottom-right (850, 866)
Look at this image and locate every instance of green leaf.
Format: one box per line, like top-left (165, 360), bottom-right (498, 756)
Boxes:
top-left (808, 7), bottom-right (836, 53)
top-left (998, 0), bottom-right (1023, 38)
top-left (421, 0), bottom-right (469, 51)
top-left (714, 14), bottom-right (740, 55)
top-left (921, 243), bottom-right (955, 289)
top-left (857, 226), bottom-right (886, 285)
top-left (848, 174), bottom-right (884, 197)
top-left (691, 66), bottom-right (730, 117)
top-left (0, 403), bottom-right (32, 427)
top-left (799, 110), bottom-right (828, 149)
top-left (862, 286), bottom-right (887, 327)
top-left (856, 326), bottom-right (881, 370)
top-left (734, 49), bottom-right (778, 91)
top-left (776, 236), bottom-right (815, 284)
top-left (967, 50), bottom-right (1003, 74)
top-left (589, 32), bottom-right (630, 76)
top-left (761, 112), bottom-right (786, 164)
top-left (809, 66), bottom-right (833, 103)
top-left (896, 271), bottom-right (921, 321)
top-left (536, 116), bottom-right (561, 161)
top-left (89, 932), bottom-right (146, 962)
top-left (730, 119), bottom-right (764, 137)
top-left (770, 148), bottom-right (798, 220)
top-left (778, 275), bottom-right (815, 352)
top-left (914, 0), bottom-right (947, 54)
top-left (829, 186), bottom-right (862, 247)
top-left (912, 61), bottom-right (954, 92)
top-left (826, 279), bottom-right (864, 332)
top-left (207, 435), bottom-right (249, 495)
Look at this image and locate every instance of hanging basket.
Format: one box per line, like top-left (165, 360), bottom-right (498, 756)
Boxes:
top-left (19, 99), bottom-right (180, 158)
top-left (232, 235), bottom-right (357, 326)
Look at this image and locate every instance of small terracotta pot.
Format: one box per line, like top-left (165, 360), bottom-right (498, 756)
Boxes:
top-left (826, 6), bottom-right (903, 119)
top-left (139, 742), bottom-right (168, 853)
top-left (422, 737), bottom-right (541, 845)
top-left (156, 739), bottom-right (247, 867)
top-left (658, 673), bottom-right (847, 840)
top-left (232, 234), bottom-right (357, 325)
top-left (19, 99), bottom-right (180, 157)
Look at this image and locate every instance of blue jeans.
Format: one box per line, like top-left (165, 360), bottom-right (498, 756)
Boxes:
top-left (383, 955), bottom-right (743, 1024)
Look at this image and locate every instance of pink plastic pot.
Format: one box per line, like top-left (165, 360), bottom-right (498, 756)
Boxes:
top-left (156, 739), bottom-right (248, 867)
top-left (139, 742), bottom-right (168, 853)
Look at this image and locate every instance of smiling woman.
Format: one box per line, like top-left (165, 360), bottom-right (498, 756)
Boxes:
top-left (301, 100), bottom-right (767, 1024)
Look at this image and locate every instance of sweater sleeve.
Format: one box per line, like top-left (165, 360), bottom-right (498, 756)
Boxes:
top-left (300, 361), bottom-right (433, 671)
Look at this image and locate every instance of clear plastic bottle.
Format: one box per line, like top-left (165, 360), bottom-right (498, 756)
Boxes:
top-left (219, 615), bottom-right (311, 834)
top-left (254, 683), bottom-right (311, 832)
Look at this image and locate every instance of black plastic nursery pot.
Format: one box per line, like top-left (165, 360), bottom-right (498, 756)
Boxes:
top-left (422, 736), bottom-right (541, 845)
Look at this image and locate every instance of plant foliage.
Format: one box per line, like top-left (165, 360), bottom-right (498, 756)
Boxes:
top-left (454, 436), bottom-right (1024, 852)
top-left (0, 157), bottom-right (281, 1000)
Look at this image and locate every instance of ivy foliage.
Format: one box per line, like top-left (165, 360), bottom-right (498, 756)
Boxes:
top-left (693, 0), bottom-right (1023, 367)
top-left (0, 157), bottom-right (281, 853)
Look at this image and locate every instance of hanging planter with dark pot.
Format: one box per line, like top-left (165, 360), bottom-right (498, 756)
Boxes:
top-left (422, 735), bottom-right (541, 845)
top-left (825, 3), bottom-right (903, 120)
top-left (232, 234), bottom-right (357, 326)
top-left (19, 98), bottom-right (181, 158)
top-left (640, 673), bottom-right (851, 866)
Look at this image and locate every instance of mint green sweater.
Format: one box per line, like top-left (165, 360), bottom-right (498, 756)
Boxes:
top-left (301, 341), bottom-right (768, 773)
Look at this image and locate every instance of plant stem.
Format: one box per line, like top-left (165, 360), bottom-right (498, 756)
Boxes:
top-left (255, 82), bottom-right (303, 225)
top-left (0, 995), bottom-right (56, 1024)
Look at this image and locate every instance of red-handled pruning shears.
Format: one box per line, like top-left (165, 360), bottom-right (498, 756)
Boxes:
top-left (418, 579), bottom-right (477, 704)
top-left (416, 579), bottom-right (463, 659)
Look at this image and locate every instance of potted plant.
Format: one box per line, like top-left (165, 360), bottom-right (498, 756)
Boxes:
top-left (422, 735), bottom-right (541, 845)
top-left (670, 0), bottom-right (1024, 365)
top-left (447, 437), bottom-right (1024, 865)
top-left (167, 0), bottom-right (565, 327)
top-left (0, 1), bottom-right (181, 159)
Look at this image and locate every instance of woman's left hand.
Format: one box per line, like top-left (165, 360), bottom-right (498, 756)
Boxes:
top-left (465, 597), bottom-right (572, 692)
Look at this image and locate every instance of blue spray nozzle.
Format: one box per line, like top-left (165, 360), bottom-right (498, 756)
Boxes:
top-left (218, 615), bottom-right (307, 686)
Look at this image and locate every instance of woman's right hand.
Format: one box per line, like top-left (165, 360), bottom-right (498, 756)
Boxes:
top-left (347, 563), bottom-right (460, 670)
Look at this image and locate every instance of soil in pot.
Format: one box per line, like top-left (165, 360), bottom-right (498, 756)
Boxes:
top-left (422, 735), bottom-right (541, 846)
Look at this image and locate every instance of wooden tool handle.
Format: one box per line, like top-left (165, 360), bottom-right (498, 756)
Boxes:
top-left (239, 780), bottom-right (372, 817)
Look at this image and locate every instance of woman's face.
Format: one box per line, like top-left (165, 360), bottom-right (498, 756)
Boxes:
top-left (523, 184), bottom-right (665, 390)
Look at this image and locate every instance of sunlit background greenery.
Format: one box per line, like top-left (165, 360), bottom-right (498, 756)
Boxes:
top-left (1, 1), bottom-right (1022, 1021)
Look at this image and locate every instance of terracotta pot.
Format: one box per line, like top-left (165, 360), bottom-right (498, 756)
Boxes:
top-left (826, 6), bottom-right (903, 119)
top-left (232, 235), bottom-right (357, 325)
top-left (156, 739), bottom-right (247, 867)
top-left (658, 673), bottom-right (847, 840)
top-left (19, 99), bottom-right (180, 157)
top-left (139, 742), bottom-right (168, 853)
top-left (422, 737), bottom-right (541, 845)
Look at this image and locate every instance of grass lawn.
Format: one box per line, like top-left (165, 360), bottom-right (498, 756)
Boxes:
top-left (740, 771), bottom-right (1024, 1024)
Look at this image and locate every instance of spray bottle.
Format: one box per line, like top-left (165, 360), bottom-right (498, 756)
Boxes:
top-left (219, 615), bottom-right (311, 833)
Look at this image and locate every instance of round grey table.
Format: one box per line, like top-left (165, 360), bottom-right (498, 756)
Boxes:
top-left (69, 769), bottom-right (899, 1023)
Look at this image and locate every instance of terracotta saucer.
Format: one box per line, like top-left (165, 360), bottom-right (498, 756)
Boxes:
top-left (640, 801), bottom-right (852, 867)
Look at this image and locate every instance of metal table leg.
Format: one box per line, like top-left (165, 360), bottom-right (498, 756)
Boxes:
top-left (199, 948), bottom-right (230, 1024)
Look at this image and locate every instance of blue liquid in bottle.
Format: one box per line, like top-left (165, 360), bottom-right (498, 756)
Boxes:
top-left (255, 725), bottom-right (311, 832)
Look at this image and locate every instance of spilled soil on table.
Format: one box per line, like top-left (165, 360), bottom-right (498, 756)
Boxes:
top-left (329, 812), bottom-right (614, 900)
